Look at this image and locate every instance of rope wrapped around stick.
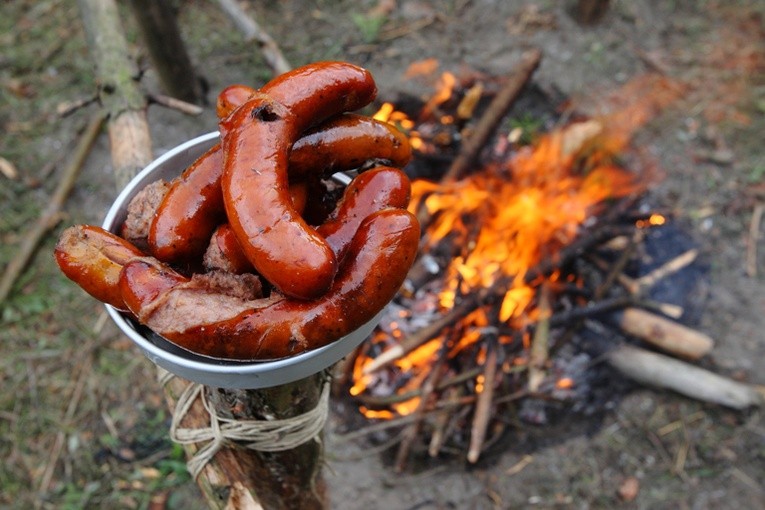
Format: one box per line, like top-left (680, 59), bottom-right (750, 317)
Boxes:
top-left (158, 368), bottom-right (330, 479)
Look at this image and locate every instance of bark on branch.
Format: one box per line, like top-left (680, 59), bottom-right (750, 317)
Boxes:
top-left (77, 0), bottom-right (153, 189)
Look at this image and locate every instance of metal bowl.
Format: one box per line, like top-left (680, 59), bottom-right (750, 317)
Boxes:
top-left (102, 132), bottom-right (380, 389)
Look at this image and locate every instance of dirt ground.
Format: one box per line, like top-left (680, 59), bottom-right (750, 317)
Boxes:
top-left (1, 1), bottom-right (764, 509)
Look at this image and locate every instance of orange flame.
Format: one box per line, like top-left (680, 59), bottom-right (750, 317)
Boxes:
top-left (352, 72), bottom-right (678, 420)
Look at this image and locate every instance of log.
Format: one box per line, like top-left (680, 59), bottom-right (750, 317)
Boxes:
top-left (616, 307), bottom-right (714, 360)
top-left (606, 344), bottom-right (763, 410)
top-left (77, 0), bottom-right (153, 190)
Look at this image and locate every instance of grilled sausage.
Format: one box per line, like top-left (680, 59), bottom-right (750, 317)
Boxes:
top-left (149, 144), bottom-right (226, 265)
top-left (317, 166), bottom-right (411, 264)
top-left (119, 208), bottom-right (420, 360)
top-left (289, 113), bottom-right (411, 178)
top-left (54, 225), bottom-right (145, 310)
top-left (216, 84), bottom-right (255, 118)
top-left (220, 62), bottom-right (377, 299)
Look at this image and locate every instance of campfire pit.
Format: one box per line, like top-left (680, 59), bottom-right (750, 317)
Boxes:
top-left (332, 54), bottom-right (762, 470)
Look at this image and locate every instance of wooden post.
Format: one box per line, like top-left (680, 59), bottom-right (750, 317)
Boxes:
top-left (128, 0), bottom-right (205, 104)
top-left (77, 1), bottom-right (326, 507)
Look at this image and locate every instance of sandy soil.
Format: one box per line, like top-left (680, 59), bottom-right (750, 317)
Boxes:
top-left (1, 1), bottom-right (763, 509)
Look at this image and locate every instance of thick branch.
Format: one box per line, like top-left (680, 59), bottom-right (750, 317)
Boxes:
top-left (128, 0), bottom-right (204, 104)
top-left (77, 0), bottom-right (153, 189)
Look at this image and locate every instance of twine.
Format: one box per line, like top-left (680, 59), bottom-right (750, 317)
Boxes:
top-left (158, 368), bottom-right (330, 479)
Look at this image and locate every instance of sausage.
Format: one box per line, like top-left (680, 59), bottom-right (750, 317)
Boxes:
top-left (219, 63), bottom-right (377, 300)
top-left (54, 225), bottom-right (145, 310)
top-left (289, 113), bottom-right (411, 178)
top-left (256, 61), bottom-right (378, 136)
top-left (216, 84), bottom-right (255, 118)
top-left (148, 144), bottom-right (226, 265)
top-left (119, 208), bottom-right (420, 360)
top-left (317, 166), bottom-right (411, 264)
top-left (202, 167), bottom-right (410, 273)
top-left (147, 141), bottom-right (310, 266)
top-left (203, 223), bottom-right (254, 275)
top-left (151, 98), bottom-right (401, 268)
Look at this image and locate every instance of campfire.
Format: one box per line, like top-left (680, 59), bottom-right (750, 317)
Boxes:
top-left (332, 57), bottom-right (728, 469)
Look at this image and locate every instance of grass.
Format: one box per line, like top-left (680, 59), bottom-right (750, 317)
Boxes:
top-left (2, 0), bottom-right (764, 508)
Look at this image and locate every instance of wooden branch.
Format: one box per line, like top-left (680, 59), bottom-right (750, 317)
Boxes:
top-left (616, 307), bottom-right (714, 360)
top-left (362, 294), bottom-right (480, 375)
top-left (0, 113), bottom-right (105, 306)
top-left (215, 0), bottom-right (292, 76)
top-left (77, 0), bottom-right (153, 189)
top-left (442, 48), bottom-right (542, 182)
top-left (147, 92), bottom-right (205, 116)
top-left (467, 339), bottom-right (498, 463)
top-left (606, 344), bottom-right (763, 410)
top-left (128, 0), bottom-right (204, 103)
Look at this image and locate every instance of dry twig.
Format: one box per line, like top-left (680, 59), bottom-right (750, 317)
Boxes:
top-left (0, 113), bottom-right (105, 306)
top-left (214, 0), bottom-right (291, 76)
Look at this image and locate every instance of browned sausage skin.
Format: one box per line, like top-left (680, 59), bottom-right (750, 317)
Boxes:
top-left (54, 225), bottom-right (146, 310)
top-left (317, 166), bottom-right (411, 264)
top-left (256, 61), bottom-right (377, 135)
top-left (289, 113), bottom-right (411, 178)
top-left (148, 144), bottom-right (226, 265)
top-left (220, 63), bottom-right (377, 300)
top-left (119, 208), bottom-right (420, 360)
top-left (216, 84), bottom-right (255, 118)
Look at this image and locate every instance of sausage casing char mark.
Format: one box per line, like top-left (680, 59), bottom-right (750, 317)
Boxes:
top-left (119, 208), bottom-right (420, 360)
top-left (219, 63), bottom-right (378, 300)
top-left (54, 225), bottom-right (146, 310)
top-left (148, 144), bottom-right (226, 264)
top-left (256, 61), bottom-right (378, 136)
top-left (317, 166), bottom-right (411, 264)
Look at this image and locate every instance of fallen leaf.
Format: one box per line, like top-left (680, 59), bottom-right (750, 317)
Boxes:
top-left (618, 476), bottom-right (640, 502)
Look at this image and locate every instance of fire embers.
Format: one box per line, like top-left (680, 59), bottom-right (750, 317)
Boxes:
top-left (336, 62), bottom-right (689, 468)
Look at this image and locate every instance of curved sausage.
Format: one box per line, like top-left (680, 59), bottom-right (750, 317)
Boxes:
top-left (219, 63), bottom-right (377, 300)
top-left (256, 61), bottom-right (378, 136)
top-left (317, 166), bottom-right (411, 264)
top-left (289, 113), bottom-right (411, 178)
top-left (54, 225), bottom-right (145, 310)
top-left (202, 167), bottom-right (410, 273)
top-left (148, 144), bottom-right (226, 264)
top-left (119, 208), bottom-right (420, 360)
top-left (216, 84), bottom-right (255, 118)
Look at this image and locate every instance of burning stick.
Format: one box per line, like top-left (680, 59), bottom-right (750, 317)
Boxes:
top-left (606, 344), bottom-right (764, 410)
top-left (621, 248), bottom-right (699, 295)
top-left (467, 339), bottom-right (499, 463)
top-left (442, 48), bottom-right (542, 182)
top-left (527, 286), bottom-right (551, 393)
top-left (362, 294), bottom-right (480, 375)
